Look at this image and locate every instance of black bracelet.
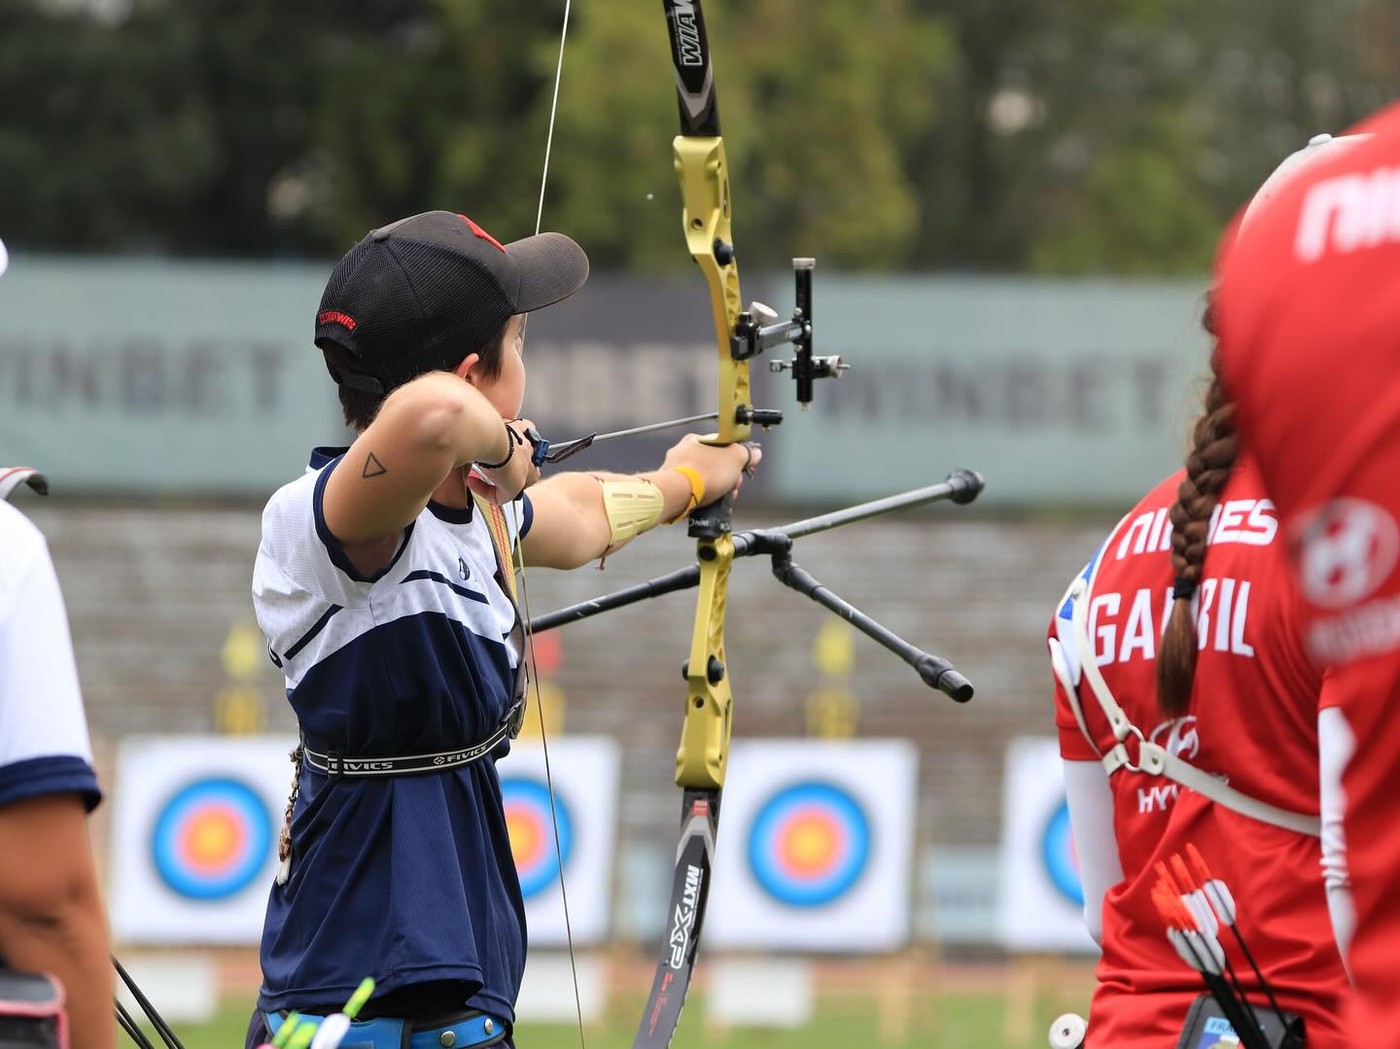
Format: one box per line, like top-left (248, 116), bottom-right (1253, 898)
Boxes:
top-left (1171, 576), bottom-right (1199, 600)
top-left (477, 422), bottom-right (519, 470)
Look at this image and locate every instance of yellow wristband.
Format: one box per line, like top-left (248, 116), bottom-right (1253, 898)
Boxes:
top-left (669, 466), bottom-right (706, 521)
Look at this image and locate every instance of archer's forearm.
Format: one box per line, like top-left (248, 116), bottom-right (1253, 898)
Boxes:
top-left (0, 795), bottom-right (117, 1049)
top-left (571, 469), bottom-right (697, 524)
top-left (0, 876), bottom-right (115, 1049)
top-left (523, 470), bottom-right (694, 568)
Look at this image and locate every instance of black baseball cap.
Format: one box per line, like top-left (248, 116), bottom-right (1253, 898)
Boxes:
top-left (314, 210), bottom-right (589, 394)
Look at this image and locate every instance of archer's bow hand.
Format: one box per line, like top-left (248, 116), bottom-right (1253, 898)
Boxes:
top-left (659, 433), bottom-right (762, 509)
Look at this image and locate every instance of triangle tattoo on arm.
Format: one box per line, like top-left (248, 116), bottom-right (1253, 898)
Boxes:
top-left (361, 452), bottom-right (387, 479)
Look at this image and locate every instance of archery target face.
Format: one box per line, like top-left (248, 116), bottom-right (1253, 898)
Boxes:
top-left (1040, 797), bottom-right (1083, 906)
top-left (109, 736), bottom-right (292, 944)
top-left (494, 738), bottom-right (620, 947)
top-left (747, 781), bottom-right (871, 907)
top-left (708, 739), bottom-right (918, 952)
top-left (151, 777), bottom-right (272, 900)
top-left (502, 776), bottom-right (574, 899)
top-left (997, 736), bottom-right (1097, 952)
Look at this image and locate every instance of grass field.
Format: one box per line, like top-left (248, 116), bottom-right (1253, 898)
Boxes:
top-left (128, 964), bottom-right (1095, 1049)
top-left (136, 998), bottom-right (1011, 1049)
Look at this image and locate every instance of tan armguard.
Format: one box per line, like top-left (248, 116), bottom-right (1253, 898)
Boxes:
top-left (599, 477), bottom-right (666, 546)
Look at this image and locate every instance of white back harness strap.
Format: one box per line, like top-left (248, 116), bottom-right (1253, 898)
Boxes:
top-left (1063, 575), bottom-right (1320, 839)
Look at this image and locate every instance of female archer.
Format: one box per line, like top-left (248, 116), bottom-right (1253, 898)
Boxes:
top-left (1045, 139), bottom-right (1356, 1047)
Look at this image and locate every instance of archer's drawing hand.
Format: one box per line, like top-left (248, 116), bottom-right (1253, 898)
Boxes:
top-left (661, 433), bottom-right (762, 505)
top-left (467, 419), bottom-right (541, 504)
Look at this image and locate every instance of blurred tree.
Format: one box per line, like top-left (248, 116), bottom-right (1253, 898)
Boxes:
top-left (0, 0), bottom-right (1396, 272)
top-left (306, 0), bottom-right (568, 250)
top-left (520, 0), bottom-right (946, 274)
top-left (0, 0), bottom-right (952, 264)
top-left (912, 0), bottom-right (1400, 272)
top-left (0, 0), bottom-right (426, 253)
top-left (307, 0), bottom-right (952, 270)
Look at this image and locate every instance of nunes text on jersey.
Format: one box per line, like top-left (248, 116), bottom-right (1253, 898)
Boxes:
top-left (1090, 497), bottom-right (1278, 668)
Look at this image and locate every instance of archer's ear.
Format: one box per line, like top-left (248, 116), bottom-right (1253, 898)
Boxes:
top-left (457, 353), bottom-right (483, 386)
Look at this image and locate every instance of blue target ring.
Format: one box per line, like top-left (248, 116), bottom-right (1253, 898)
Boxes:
top-left (151, 778), bottom-right (272, 901)
top-left (747, 781), bottom-right (871, 907)
top-left (502, 777), bottom-right (573, 899)
top-left (1041, 797), bottom-right (1083, 906)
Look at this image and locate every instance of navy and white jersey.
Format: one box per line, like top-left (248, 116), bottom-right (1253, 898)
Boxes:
top-left (0, 502), bottom-right (101, 812)
top-left (252, 448), bottom-right (533, 1020)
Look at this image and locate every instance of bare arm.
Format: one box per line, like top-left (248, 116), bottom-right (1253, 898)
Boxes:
top-left (521, 435), bottom-right (759, 570)
top-left (522, 468), bottom-right (696, 569)
top-left (320, 372), bottom-right (533, 573)
top-left (0, 794), bottom-right (114, 1049)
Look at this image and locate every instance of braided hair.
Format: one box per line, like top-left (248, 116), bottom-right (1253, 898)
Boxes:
top-left (1156, 299), bottom-right (1240, 717)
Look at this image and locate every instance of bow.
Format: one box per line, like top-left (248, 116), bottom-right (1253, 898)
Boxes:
top-left (0, 466), bottom-right (49, 501)
top-left (520, 6), bottom-right (972, 1048)
top-left (632, 5), bottom-right (754, 1042)
top-left (633, 4), bottom-right (843, 1044)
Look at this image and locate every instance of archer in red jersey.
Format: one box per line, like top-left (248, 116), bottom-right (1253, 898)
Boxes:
top-left (1048, 315), bottom-right (1351, 1047)
top-left (1215, 102), bottom-right (1400, 1049)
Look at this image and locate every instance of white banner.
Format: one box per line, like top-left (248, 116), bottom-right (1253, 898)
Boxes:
top-left (997, 736), bottom-right (1098, 953)
top-left (707, 739), bottom-right (917, 952)
top-left (108, 735), bottom-right (294, 944)
top-left (496, 737), bottom-right (621, 947)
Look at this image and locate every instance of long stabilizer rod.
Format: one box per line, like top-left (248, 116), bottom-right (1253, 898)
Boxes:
top-left (528, 469), bottom-right (984, 700)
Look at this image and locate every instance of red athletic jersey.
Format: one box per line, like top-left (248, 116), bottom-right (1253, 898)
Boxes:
top-left (1216, 102), bottom-right (1400, 1047)
top-left (1050, 463), bottom-right (1348, 1048)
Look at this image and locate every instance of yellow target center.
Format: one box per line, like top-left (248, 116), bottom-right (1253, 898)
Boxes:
top-left (786, 815), bottom-right (838, 875)
top-left (506, 811), bottom-right (543, 865)
top-left (187, 810), bottom-right (240, 868)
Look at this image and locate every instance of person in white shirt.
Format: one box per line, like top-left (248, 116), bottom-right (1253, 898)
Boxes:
top-left (0, 473), bottom-right (114, 1049)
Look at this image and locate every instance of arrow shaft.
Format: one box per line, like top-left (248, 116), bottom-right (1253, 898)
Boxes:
top-left (542, 413), bottom-right (724, 464)
top-left (587, 412), bottom-right (721, 443)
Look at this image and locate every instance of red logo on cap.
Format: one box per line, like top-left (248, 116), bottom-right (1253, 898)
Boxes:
top-left (459, 215), bottom-right (506, 252)
top-left (317, 310), bottom-right (357, 331)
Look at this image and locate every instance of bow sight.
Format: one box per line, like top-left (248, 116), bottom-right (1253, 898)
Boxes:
top-left (731, 258), bottom-right (847, 411)
top-left (527, 261), bottom-right (841, 466)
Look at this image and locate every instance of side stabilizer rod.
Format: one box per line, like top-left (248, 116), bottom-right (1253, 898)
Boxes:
top-left (528, 470), bottom-right (982, 702)
top-left (529, 470), bottom-right (983, 632)
top-left (758, 535), bottom-right (972, 702)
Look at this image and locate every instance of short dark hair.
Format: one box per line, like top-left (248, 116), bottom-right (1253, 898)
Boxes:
top-left (323, 316), bottom-right (511, 431)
